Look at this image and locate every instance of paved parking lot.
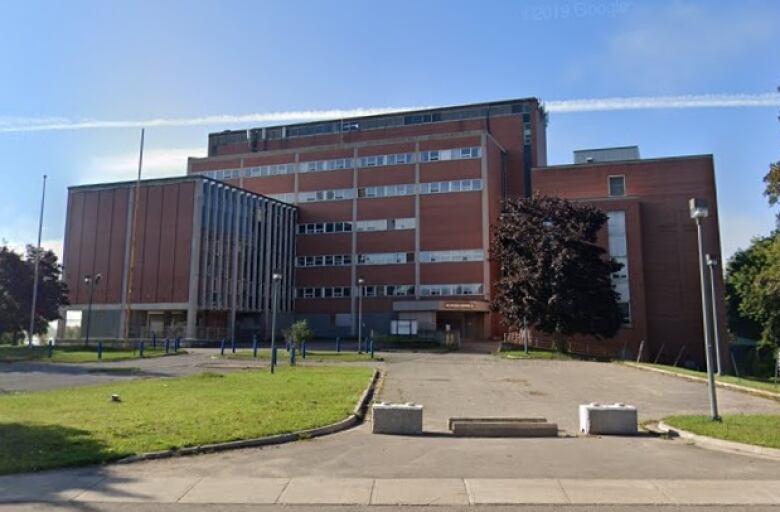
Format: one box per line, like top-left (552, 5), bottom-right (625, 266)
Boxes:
top-left (2, 350), bottom-right (779, 509)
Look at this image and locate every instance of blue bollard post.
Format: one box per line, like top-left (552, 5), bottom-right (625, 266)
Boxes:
top-left (252, 335), bottom-right (258, 358)
top-left (290, 346), bottom-right (297, 366)
top-left (176, 336), bottom-right (181, 352)
top-left (48, 339), bottom-right (53, 358)
top-left (152, 333), bottom-right (157, 350)
top-left (302, 341), bottom-right (307, 359)
top-left (220, 338), bottom-right (225, 356)
top-left (165, 338), bottom-right (170, 354)
top-left (97, 341), bottom-right (103, 360)
top-left (370, 337), bottom-right (375, 359)
top-left (336, 336), bottom-right (341, 353)
top-left (140, 340), bottom-right (145, 358)
top-left (231, 337), bottom-right (236, 353)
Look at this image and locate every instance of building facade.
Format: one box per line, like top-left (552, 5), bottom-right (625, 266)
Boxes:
top-left (187, 98), bottom-right (548, 339)
top-left (532, 148), bottom-right (727, 365)
top-left (58, 98), bottom-right (726, 367)
top-left (59, 176), bottom-right (296, 341)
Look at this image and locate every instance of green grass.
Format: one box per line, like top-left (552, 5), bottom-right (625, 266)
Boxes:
top-left (0, 366), bottom-right (372, 474)
top-left (0, 345), bottom-right (184, 364)
top-left (222, 349), bottom-right (381, 363)
top-left (499, 348), bottom-right (573, 360)
top-left (636, 363), bottom-right (780, 394)
top-left (664, 415), bottom-right (780, 449)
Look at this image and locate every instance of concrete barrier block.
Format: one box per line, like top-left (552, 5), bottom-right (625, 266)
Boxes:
top-left (579, 403), bottom-right (637, 435)
top-left (372, 402), bottom-right (423, 435)
top-left (448, 418), bottom-right (558, 437)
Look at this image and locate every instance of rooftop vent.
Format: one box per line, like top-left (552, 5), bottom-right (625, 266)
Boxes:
top-left (574, 146), bottom-right (640, 164)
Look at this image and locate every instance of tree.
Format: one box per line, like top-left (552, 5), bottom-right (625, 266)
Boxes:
top-left (283, 319), bottom-right (314, 349)
top-left (727, 233), bottom-right (780, 351)
top-left (763, 161), bottom-right (780, 224)
top-left (0, 244), bottom-right (69, 343)
top-left (491, 194), bottom-right (624, 351)
top-left (725, 236), bottom-right (770, 341)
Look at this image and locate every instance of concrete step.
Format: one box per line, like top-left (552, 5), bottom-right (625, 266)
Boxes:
top-left (448, 417), bottom-right (559, 437)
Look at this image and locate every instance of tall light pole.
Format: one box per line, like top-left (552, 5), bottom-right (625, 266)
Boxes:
top-left (706, 254), bottom-right (723, 376)
top-left (270, 272), bottom-right (282, 373)
top-left (83, 273), bottom-right (102, 346)
top-left (357, 277), bottom-right (365, 353)
top-left (689, 198), bottom-right (720, 421)
top-left (28, 174), bottom-right (47, 347)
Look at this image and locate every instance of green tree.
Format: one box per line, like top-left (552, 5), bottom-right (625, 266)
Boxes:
top-left (725, 237), bottom-right (770, 341)
top-left (491, 194), bottom-right (624, 351)
top-left (764, 161), bottom-right (780, 223)
top-left (283, 319), bottom-right (314, 349)
top-left (728, 233), bottom-right (780, 351)
top-left (0, 245), bottom-right (69, 343)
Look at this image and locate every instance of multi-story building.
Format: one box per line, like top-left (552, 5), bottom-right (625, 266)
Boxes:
top-left (187, 98), bottom-right (548, 340)
top-left (533, 146), bottom-right (727, 365)
top-left (58, 98), bottom-right (726, 367)
top-left (58, 176), bottom-right (296, 341)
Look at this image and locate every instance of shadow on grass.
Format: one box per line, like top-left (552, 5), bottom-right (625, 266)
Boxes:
top-left (0, 423), bottom-right (119, 475)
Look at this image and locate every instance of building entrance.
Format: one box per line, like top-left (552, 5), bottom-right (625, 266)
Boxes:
top-left (436, 312), bottom-right (485, 340)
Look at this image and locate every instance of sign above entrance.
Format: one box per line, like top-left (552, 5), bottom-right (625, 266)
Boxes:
top-left (444, 302), bottom-right (477, 310)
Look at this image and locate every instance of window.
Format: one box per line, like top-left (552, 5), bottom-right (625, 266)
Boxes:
top-left (390, 218), bottom-right (416, 230)
top-left (358, 184), bottom-right (416, 198)
top-left (607, 210), bottom-right (630, 324)
top-left (358, 252), bottom-right (412, 265)
top-left (420, 179), bottom-right (482, 194)
top-left (608, 176), bottom-right (626, 197)
top-left (420, 249), bottom-right (484, 263)
top-left (296, 254), bottom-right (352, 267)
top-left (419, 283), bottom-right (483, 296)
top-left (297, 221), bottom-right (353, 234)
top-left (356, 219), bottom-right (388, 232)
top-left (298, 188), bottom-right (354, 203)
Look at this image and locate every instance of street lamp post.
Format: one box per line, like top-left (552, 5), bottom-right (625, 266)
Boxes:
top-left (83, 273), bottom-right (102, 346)
top-left (357, 277), bottom-right (365, 353)
top-left (706, 254), bottom-right (723, 376)
top-left (689, 198), bottom-right (720, 421)
top-left (270, 272), bottom-right (282, 374)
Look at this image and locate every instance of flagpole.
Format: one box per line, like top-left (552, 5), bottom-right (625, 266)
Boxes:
top-left (123, 128), bottom-right (144, 340)
top-left (28, 174), bottom-right (47, 346)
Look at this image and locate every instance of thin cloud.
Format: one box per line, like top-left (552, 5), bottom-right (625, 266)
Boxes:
top-left (0, 93), bottom-right (778, 134)
top-left (83, 147), bottom-right (205, 184)
top-left (544, 93), bottom-right (780, 113)
top-left (0, 107), bottom-right (433, 133)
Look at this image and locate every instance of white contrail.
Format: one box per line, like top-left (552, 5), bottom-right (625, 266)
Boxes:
top-left (544, 92), bottom-right (780, 112)
top-left (0, 107), bottom-right (433, 133)
top-left (1, 93), bottom-right (778, 134)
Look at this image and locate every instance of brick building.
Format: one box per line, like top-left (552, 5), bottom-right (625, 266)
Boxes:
top-left (59, 176), bottom-right (296, 341)
top-left (59, 98), bottom-right (726, 365)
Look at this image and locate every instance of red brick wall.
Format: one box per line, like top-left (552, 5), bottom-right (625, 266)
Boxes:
top-left (533, 156), bottom-right (724, 365)
top-left (64, 181), bottom-right (195, 306)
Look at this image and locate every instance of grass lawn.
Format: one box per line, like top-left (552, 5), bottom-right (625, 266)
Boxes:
top-left (222, 348), bottom-right (382, 363)
top-left (637, 363), bottom-right (780, 395)
top-left (0, 345), bottom-right (184, 364)
top-left (499, 348), bottom-right (573, 360)
top-left (664, 415), bottom-right (780, 449)
top-left (0, 366), bottom-right (373, 474)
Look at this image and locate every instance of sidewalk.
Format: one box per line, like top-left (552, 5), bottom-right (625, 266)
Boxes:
top-left (2, 475), bottom-right (780, 505)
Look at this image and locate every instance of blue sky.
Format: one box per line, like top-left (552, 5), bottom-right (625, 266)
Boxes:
top-left (0, 0), bottom-right (778, 261)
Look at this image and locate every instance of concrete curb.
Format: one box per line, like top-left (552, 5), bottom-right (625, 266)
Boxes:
top-left (656, 421), bottom-right (780, 462)
top-left (622, 362), bottom-right (780, 401)
top-left (117, 368), bottom-right (382, 464)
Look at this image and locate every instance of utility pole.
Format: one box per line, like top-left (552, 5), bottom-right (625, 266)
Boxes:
top-left (123, 129), bottom-right (145, 340)
top-left (28, 174), bottom-right (47, 346)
